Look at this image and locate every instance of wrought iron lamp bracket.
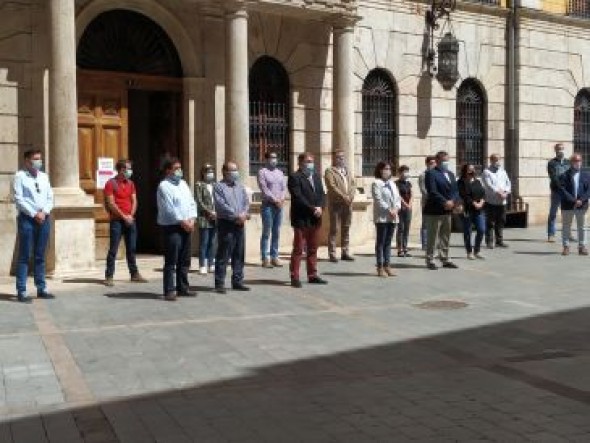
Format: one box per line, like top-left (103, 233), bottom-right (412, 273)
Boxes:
top-left (425, 0), bottom-right (457, 77)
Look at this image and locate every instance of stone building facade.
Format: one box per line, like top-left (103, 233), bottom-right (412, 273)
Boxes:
top-left (0, 0), bottom-right (589, 276)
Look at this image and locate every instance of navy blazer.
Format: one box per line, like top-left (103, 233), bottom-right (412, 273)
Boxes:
top-left (288, 170), bottom-right (326, 228)
top-left (423, 167), bottom-right (460, 215)
top-left (559, 168), bottom-right (590, 210)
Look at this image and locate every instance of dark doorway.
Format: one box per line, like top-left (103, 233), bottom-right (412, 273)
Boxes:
top-left (129, 89), bottom-right (182, 253)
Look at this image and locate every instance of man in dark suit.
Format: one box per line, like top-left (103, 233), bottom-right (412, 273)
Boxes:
top-left (423, 150), bottom-right (461, 270)
top-left (558, 153), bottom-right (590, 256)
top-left (288, 152), bottom-right (328, 288)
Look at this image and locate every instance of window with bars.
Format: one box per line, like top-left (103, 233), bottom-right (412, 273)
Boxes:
top-left (362, 69), bottom-right (397, 176)
top-left (249, 56), bottom-right (290, 176)
top-left (574, 90), bottom-right (590, 169)
top-left (457, 79), bottom-right (486, 174)
top-left (568, 0), bottom-right (590, 19)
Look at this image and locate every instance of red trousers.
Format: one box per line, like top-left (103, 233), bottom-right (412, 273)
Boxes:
top-left (290, 226), bottom-right (320, 280)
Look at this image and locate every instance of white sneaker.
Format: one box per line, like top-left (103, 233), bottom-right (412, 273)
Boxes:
top-left (208, 265), bottom-right (215, 273)
top-left (475, 253), bottom-right (485, 260)
top-left (199, 266), bottom-right (207, 275)
top-left (467, 253), bottom-right (475, 260)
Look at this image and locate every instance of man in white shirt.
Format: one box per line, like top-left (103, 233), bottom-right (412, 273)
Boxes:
top-left (13, 149), bottom-right (54, 303)
top-left (157, 158), bottom-right (198, 301)
top-left (482, 154), bottom-right (512, 248)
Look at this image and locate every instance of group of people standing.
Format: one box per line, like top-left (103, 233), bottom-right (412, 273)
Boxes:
top-left (11, 143), bottom-right (590, 302)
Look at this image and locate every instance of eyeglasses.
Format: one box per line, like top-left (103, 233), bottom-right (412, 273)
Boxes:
top-left (35, 181), bottom-right (40, 193)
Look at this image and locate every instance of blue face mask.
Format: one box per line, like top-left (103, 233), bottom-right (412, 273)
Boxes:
top-left (304, 163), bottom-right (315, 175)
top-left (31, 159), bottom-right (43, 171)
top-left (440, 161), bottom-right (450, 171)
top-left (168, 170), bottom-right (182, 185)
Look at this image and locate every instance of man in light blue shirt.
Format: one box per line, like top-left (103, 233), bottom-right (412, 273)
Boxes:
top-left (214, 161), bottom-right (250, 294)
top-left (13, 149), bottom-right (54, 302)
top-left (157, 158), bottom-right (198, 300)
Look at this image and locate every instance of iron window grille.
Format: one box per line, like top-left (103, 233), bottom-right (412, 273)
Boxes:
top-left (574, 90), bottom-right (590, 169)
top-left (249, 56), bottom-right (290, 176)
top-left (568, 0), bottom-right (590, 19)
top-left (362, 70), bottom-right (397, 176)
top-left (457, 80), bottom-right (486, 174)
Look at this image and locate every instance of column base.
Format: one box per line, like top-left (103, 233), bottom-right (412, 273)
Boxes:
top-left (47, 188), bottom-right (99, 278)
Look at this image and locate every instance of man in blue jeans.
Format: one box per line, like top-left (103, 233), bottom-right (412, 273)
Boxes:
top-left (547, 143), bottom-right (570, 242)
top-left (13, 149), bottom-right (54, 303)
top-left (257, 152), bottom-right (286, 268)
top-left (104, 159), bottom-right (147, 287)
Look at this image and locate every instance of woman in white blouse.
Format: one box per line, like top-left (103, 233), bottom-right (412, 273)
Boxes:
top-left (371, 161), bottom-right (402, 277)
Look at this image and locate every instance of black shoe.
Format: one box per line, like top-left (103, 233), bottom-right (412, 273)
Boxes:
top-left (37, 292), bottom-right (55, 299)
top-left (232, 284), bottom-right (251, 291)
top-left (291, 279), bottom-right (302, 288)
top-left (442, 261), bottom-right (459, 269)
top-left (308, 276), bottom-right (328, 284)
top-left (404, 251), bottom-right (412, 258)
top-left (426, 262), bottom-right (438, 270)
top-left (178, 290), bottom-right (197, 297)
top-left (496, 243), bottom-right (509, 248)
top-left (215, 287), bottom-right (227, 294)
top-left (486, 243), bottom-right (494, 249)
top-left (397, 251), bottom-right (404, 258)
top-left (341, 254), bottom-right (355, 262)
top-left (329, 256), bottom-right (339, 263)
top-left (17, 293), bottom-right (32, 303)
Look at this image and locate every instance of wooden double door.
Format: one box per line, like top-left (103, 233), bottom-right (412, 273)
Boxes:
top-left (77, 70), bottom-right (183, 256)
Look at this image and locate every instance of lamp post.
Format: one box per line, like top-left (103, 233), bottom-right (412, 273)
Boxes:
top-left (425, 0), bottom-right (459, 90)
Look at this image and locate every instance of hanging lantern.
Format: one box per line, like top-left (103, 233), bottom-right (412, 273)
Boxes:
top-left (436, 32), bottom-right (459, 90)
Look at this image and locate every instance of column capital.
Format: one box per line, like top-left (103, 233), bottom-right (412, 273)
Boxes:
top-left (330, 13), bottom-right (360, 30)
top-left (224, 0), bottom-right (248, 17)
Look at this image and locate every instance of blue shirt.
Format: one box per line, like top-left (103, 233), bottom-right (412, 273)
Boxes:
top-left (156, 178), bottom-right (198, 226)
top-left (214, 180), bottom-right (250, 221)
top-left (13, 169), bottom-right (54, 217)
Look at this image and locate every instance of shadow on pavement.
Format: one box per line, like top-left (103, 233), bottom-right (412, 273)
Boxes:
top-left (243, 279), bottom-right (289, 287)
top-left (513, 251), bottom-right (561, 256)
top-left (62, 278), bottom-right (107, 285)
top-left (104, 292), bottom-right (161, 300)
top-left (0, 293), bottom-right (17, 303)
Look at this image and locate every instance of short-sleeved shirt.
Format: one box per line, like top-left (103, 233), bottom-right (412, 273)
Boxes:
top-left (104, 176), bottom-right (136, 218)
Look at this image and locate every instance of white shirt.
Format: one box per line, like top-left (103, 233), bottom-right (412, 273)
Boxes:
top-left (337, 167), bottom-right (348, 192)
top-left (157, 178), bottom-right (198, 226)
top-left (482, 166), bottom-right (512, 206)
top-left (13, 169), bottom-right (54, 217)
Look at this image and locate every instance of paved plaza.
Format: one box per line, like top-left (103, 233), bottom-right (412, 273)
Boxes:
top-left (0, 227), bottom-right (589, 442)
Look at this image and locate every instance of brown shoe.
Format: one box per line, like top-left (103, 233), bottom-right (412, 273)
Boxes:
top-left (579, 246), bottom-right (588, 256)
top-left (164, 292), bottom-right (177, 301)
top-left (271, 258), bottom-right (284, 268)
top-left (377, 267), bottom-right (387, 277)
top-left (131, 273), bottom-right (148, 283)
top-left (104, 277), bottom-right (114, 287)
top-left (548, 236), bottom-right (556, 243)
top-left (262, 259), bottom-right (273, 268)
top-left (562, 246), bottom-right (570, 256)
top-left (384, 266), bottom-right (397, 277)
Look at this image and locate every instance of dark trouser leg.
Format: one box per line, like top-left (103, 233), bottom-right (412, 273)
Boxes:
top-left (124, 221), bottom-right (139, 276)
top-left (485, 206), bottom-right (495, 245)
top-left (383, 223), bottom-right (395, 266)
top-left (176, 230), bottom-right (191, 293)
top-left (375, 223), bottom-right (386, 267)
top-left (16, 215), bottom-right (33, 294)
top-left (305, 226), bottom-right (320, 279)
top-left (290, 228), bottom-right (305, 280)
top-left (199, 227), bottom-right (210, 267)
top-left (473, 212), bottom-right (486, 254)
top-left (215, 221), bottom-right (234, 288)
top-left (494, 205), bottom-right (506, 245)
top-left (105, 220), bottom-right (123, 278)
top-left (162, 226), bottom-right (181, 295)
top-left (231, 226), bottom-right (245, 286)
top-left (207, 227), bottom-right (217, 264)
top-left (33, 216), bottom-right (51, 293)
top-left (462, 214), bottom-right (472, 254)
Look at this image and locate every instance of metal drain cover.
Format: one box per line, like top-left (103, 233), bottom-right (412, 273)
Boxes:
top-left (414, 300), bottom-right (468, 310)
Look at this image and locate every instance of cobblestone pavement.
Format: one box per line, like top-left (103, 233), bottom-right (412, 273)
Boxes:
top-left (0, 227), bottom-right (589, 442)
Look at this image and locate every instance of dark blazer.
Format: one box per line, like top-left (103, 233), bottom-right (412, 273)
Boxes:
top-left (423, 167), bottom-right (460, 216)
top-left (558, 168), bottom-right (590, 210)
top-left (288, 170), bottom-right (326, 228)
top-left (457, 177), bottom-right (486, 214)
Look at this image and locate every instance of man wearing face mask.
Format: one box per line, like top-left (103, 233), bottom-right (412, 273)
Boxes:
top-left (482, 154), bottom-right (512, 249)
top-left (257, 151), bottom-right (286, 268)
top-left (195, 164), bottom-right (217, 274)
top-left (395, 165), bottom-right (413, 257)
top-left (13, 149), bottom-right (54, 302)
top-left (325, 150), bottom-right (356, 262)
top-left (213, 161), bottom-right (251, 294)
top-left (157, 158), bottom-right (198, 301)
top-left (547, 143), bottom-right (570, 243)
top-left (288, 152), bottom-right (327, 288)
top-left (418, 155), bottom-right (437, 250)
top-left (104, 159), bottom-right (147, 287)
top-left (423, 151), bottom-right (460, 270)
top-left (558, 153), bottom-right (590, 256)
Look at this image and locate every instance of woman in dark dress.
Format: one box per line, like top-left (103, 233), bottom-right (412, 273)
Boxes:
top-left (458, 164), bottom-right (486, 260)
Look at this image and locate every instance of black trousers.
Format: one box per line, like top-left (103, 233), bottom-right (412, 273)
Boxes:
top-left (485, 204), bottom-right (506, 245)
top-left (161, 225), bottom-right (191, 295)
top-left (215, 220), bottom-right (245, 288)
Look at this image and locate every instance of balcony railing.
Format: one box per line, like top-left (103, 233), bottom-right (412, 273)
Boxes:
top-left (568, 0), bottom-right (590, 18)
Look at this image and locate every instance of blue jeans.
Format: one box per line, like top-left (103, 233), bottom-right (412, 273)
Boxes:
top-left (105, 220), bottom-right (138, 278)
top-left (548, 189), bottom-right (561, 237)
top-left (260, 204), bottom-right (282, 260)
top-left (462, 212), bottom-right (485, 254)
top-left (16, 214), bottom-right (50, 295)
top-left (199, 227), bottom-right (216, 267)
top-left (215, 220), bottom-right (245, 288)
top-left (375, 223), bottom-right (396, 267)
top-left (161, 225), bottom-right (191, 295)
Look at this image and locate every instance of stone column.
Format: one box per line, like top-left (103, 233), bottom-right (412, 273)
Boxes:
top-left (225, 5), bottom-right (250, 177)
top-left (47, 0), bottom-right (96, 275)
top-left (332, 23), bottom-right (355, 175)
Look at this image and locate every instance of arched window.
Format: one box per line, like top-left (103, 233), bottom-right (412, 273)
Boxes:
top-left (457, 79), bottom-right (486, 173)
top-left (362, 69), bottom-right (397, 176)
top-left (249, 56), bottom-right (290, 175)
top-left (574, 90), bottom-right (590, 169)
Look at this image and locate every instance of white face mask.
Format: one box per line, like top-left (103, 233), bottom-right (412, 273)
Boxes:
top-left (401, 172), bottom-right (410, 180)
top-left (205, 172), bottom-right (215, 182)
top-left (382, 170), bottom-right (392, 180)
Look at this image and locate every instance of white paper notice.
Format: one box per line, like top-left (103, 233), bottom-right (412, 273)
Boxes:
top-left (97, 157), bottom-right (114, 171)
top-left (96, 169), bottom-right (116, 190)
